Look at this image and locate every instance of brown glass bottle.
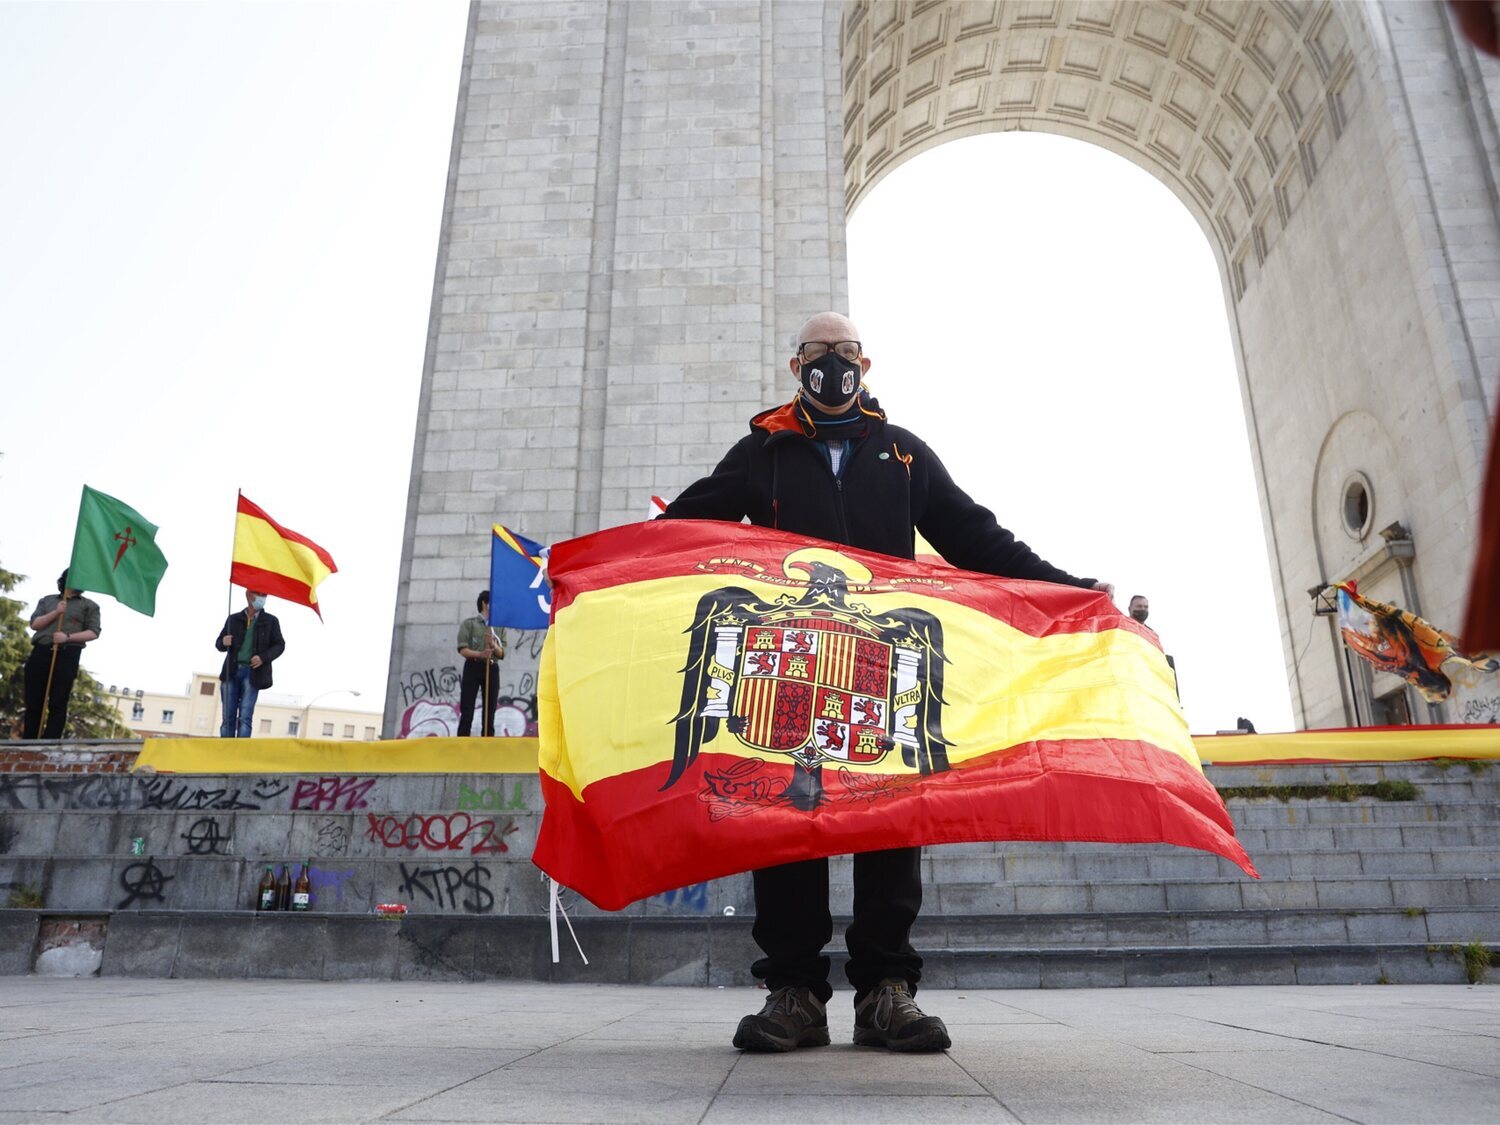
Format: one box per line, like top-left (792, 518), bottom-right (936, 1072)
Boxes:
top-left (275, 865), bottom-right (292, 911)
top-left (291, 860), bottom-right (312, 912)
top-left (256, 866), bottom-right (276, 912)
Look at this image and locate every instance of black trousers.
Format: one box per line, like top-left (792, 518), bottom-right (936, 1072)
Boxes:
top-left (751, 846), bottom-right (923, 1004)
top-left (457, 658), bottom-right (497, 737)
top-left (22, 644), bottom-right (81, 739)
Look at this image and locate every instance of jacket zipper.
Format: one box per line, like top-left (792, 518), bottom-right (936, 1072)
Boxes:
top-left (834, 476), bottom-right (850, 544)
top-left (767, 425), bottom-right (872, 546)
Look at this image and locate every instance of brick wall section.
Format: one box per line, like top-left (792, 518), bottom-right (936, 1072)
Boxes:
top-left (0, 745), bottom-right (141, 773)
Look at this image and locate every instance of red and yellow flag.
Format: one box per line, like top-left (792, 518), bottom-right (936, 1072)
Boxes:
top-left (534, 521), bottom-right (1256, 910)
top-left (230, 492), bottom-right (338, 618)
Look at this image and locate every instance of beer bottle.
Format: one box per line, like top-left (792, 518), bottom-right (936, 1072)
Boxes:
top-left (291, 860), bottom-right (312, 912)
top-left (275, 864), bottom-right (292, 911)
top-left (256, 866), bottom-right (276, 912)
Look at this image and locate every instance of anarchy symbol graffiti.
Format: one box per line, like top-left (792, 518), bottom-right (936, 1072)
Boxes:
top-left (117, 859), bottom-right (174, 909)
top-left (181, 816), bottom-right (232, 856)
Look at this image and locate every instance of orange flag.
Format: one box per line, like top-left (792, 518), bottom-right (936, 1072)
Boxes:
top-left (534, 520), bottom-right (1255, 910)
top-left (230, 492), bottom-right (338, 617)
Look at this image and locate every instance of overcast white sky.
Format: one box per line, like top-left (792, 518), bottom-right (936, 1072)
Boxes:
top-left (0, 2), bottom-right (1294, 733)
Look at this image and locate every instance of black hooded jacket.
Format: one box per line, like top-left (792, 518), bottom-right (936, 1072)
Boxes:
top-left (662, 396), bottom-right (1095, 588)
top-left (215, 608), bottom-right (286, 691)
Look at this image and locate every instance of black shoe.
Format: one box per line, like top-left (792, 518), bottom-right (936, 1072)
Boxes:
top-left (853, 978), bottom-right (951, 1052)
top-left (732, 986), bottom-right (830, 1052)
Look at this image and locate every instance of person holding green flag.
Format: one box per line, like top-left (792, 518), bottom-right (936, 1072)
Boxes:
top-left (66, 485), bottom-right (169, 617)
top-left (22, 486), bottom-right (169, 739)
top-left (22, 569), bottom-right (101, 739)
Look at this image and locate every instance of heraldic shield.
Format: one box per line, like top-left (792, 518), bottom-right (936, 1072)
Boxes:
top-left (668, 551), bottom-right (951, 809)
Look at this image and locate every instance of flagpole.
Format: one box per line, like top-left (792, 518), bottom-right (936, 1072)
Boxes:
top-left (227, 489), bottom-right (241, 616)
top-left (40, 484), bottom-right (86, 739)
top-left (35, 591), bottom-right (67, 739)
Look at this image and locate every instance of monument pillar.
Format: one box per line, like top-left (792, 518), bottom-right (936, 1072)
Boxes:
top-left (385, 1), bottom-right (845, 734)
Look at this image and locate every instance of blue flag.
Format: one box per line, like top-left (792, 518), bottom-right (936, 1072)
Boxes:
top-left (489, 524), bottom-right (551, 629)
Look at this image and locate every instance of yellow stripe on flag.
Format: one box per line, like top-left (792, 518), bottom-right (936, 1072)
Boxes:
top-left (234, 513), bottom-right (334, 592)
top-left (540, 574), bottom-right (1189, 801)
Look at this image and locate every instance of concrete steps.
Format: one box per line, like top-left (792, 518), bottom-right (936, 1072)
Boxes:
top-left (1, 753), bottom-right (1496, 985)
top-left (2, 910), bottom-right (1491, 988)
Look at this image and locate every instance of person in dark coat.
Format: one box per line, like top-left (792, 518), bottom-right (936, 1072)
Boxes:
top-left (214, 589), bottom-right (286, 738)
top-left (664, 310), bottom-right (1112, 1054)
top-left (22, 569), bottom-right (101, 739)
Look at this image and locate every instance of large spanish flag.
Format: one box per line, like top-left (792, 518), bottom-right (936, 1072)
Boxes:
top-left (535, 521), bottom-right (1256, 910)
top-left (230, 492), bottom-right (338, 617)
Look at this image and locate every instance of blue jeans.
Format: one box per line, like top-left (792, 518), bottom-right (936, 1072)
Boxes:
top-left (221, 665), bottom-right (260, 738)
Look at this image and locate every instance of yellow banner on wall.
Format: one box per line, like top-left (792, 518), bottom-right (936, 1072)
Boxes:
top-left (1194, 726), bottom-right (1500, 764)
top-left (135, 737), bottom-right (540, 775)
top-left (134, 727), bottom-right (1500, 775)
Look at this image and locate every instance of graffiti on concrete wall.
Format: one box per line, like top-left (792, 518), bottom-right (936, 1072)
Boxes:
top-left (456, 781), bottom-right (529, 811)
top-left (397, 860), bottom-right (495, 914)
top-left (1461, 695), bottom-right (1500, 724)
top-left (180, 817), bottom-right (232, 856)
top-left (0, 774), bottom-right (263, 812)
top-left (365, 812), bottom-right (518, 856)
top-left (116, 858), bottom-right (173, 909)
top-left (290, 776), bottom-right (379, 812)
top-left (656, 882), bottom-right (709, 913)
top-left (394, 629), bottom-right (546, 738)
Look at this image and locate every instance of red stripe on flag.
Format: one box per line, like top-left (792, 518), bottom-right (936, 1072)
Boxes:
top-left (229, 562), bottom-right (323, 620)
top-left (549, 521), bottom-right (1156, 647)
top-left (535, 739), bottom-right (1256, 910)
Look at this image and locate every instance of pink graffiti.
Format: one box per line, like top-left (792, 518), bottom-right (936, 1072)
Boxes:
top-left (291, 776), bottom-right (378, 812)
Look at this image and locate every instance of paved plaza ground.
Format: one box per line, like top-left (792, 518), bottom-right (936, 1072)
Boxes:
top-left (0, 978), bottom-right (1496, 1123)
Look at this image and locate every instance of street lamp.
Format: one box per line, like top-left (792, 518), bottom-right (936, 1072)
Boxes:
top-left (300, 689), bottom-right (361, 739)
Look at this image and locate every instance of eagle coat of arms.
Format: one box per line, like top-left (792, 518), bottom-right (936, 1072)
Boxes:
top-left (667, 551), bottom-right (951, 810)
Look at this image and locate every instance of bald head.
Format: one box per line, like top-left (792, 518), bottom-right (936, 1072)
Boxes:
top-left (788, 311), bottom-right (871, 414)
top-left (795, 311), bottom-right (861, 348)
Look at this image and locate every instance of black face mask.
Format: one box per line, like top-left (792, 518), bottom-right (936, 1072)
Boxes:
top-left (799, 352), bottom-right (862, 409)
top-left (1130, 608), bottom-right (1149, 624)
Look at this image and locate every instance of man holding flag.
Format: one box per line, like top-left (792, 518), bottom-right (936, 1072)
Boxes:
top-left (214, 590), bottom-right (286, 738)
top-left (23, 486), bottom-right (169, 739)
top-left (457, 589), bottom-right (506, 737)
top-left (22, 570), bottom-right (101, 739)
top-left (662, 311), bottom-right (1111, 1054)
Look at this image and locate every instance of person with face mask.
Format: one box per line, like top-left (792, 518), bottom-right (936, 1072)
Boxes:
top-left (1129, 594), bottom-right (1178, 696)
top-left (663, 311), bottom-right (1113, 1055)
top-left (21, 569), bottom-right (102, 739)
top-left (214, 589), bottom-right (286, 738)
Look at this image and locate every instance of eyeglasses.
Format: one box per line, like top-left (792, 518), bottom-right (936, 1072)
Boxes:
top-left (798, 340), bottom-right (862, 362)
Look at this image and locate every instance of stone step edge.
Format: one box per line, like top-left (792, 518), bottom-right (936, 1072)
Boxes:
top-left (895, 942), bottom-right (1500, 961)
top-left (10, 904), bottom-right (1499, 924)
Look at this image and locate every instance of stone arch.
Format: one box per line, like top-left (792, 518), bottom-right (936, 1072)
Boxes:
top-left (840, 0), bottom-right (1362, 302)
top-left (387, 0), bottom-right (1499, 734)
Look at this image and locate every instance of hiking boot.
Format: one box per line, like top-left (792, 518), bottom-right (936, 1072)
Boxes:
top-left (732, 986), bottom-right (830, 1052)
top-left (853, 978), bottom-right (951, 1052)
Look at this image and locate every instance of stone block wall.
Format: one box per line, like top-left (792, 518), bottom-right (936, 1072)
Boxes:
top-left (385, 0), bottom-right (846, 736)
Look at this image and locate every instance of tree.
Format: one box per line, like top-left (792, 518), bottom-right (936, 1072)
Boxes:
top-left (0, 561), bottom-right (132, 740)
top-left (0, 563), bottom-right (29, 736)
